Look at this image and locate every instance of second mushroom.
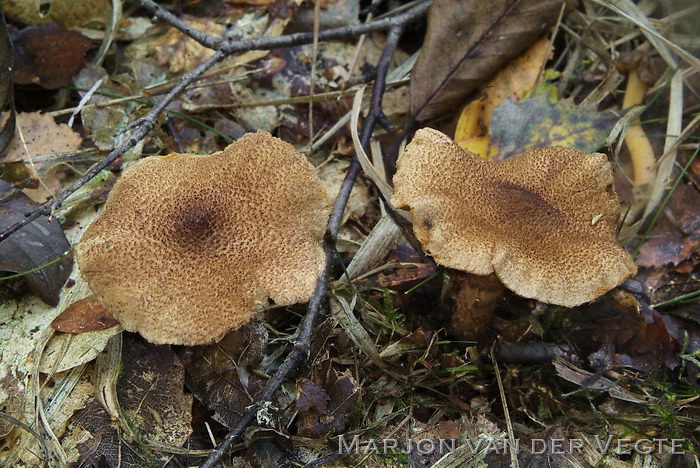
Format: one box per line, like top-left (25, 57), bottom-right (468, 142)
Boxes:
top-left (391, 128), bottom-right (637, 339)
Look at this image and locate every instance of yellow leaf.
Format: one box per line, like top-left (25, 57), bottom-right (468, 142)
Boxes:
top-left (454, 35), bottom-right (551, 159)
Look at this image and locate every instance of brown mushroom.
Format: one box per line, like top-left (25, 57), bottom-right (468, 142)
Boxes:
top-left (391, 128), bottom-right (637, 311)
top-left (76, 131), bottom-right (329, 346)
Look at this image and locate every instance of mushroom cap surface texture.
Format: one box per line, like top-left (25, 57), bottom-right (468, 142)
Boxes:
top-left (391, 128), bottom-right (637, 307)
top-left (76, 131), bottom-right (330, 345)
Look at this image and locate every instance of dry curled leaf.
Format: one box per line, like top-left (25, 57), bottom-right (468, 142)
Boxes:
top-left (411, 0), bottom-right (564, 120)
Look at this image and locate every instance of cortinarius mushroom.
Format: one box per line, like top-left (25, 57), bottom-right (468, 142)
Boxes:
top-left (391, 128), bottom-right (637, 308)
top-left (76, 131), bottom-right (329, 346)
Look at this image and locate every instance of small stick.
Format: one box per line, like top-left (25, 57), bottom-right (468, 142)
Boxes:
top-left (138, 0), bottom-right (431, 53)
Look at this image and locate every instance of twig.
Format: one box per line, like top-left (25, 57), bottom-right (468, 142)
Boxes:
top-left (138, 0), bottom-right (431, 53)
top-left (200, 23), bottom-right (409, 468)
top-left (0, 1), bottom-right (431, 244)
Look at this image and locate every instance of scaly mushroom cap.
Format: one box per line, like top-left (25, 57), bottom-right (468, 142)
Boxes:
top-left (76, 131), bottom-right (329, 345)
top-left (391, 128), bottom-right (637, 307)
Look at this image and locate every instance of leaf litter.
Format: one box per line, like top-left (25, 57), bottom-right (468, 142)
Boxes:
top-left (0, 0), bottom-right (699, 467)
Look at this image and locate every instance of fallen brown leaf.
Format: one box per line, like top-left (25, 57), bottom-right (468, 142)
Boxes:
top-left (10, 23), bottom-right (96, 89)
top-left (181, 321), bottom-right (268, 429)
top-left (637, 183), bottom-right (700, 268)
top-left (51, 295), bottom-right (118, 334)
top-left (296, 358), bottom-right (363, 438)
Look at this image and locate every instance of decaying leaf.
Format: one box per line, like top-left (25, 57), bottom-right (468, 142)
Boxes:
top-left (636, 183), bottom-right (700, 268)
top-left (62, 335), bottom-right (193, 465)
top-left (296, 359), bottom-right (363, 438)
top-left (62, 398), bottom-right (149, 467)
top-left (0, 111), bottom-right (82, 202)
top-left (568, 290), bottom-right (680, 374)
top-left (488, 96), bottom-right (617, 161)
top-left (10, 23), bottom-right (96, 89)
top-left (74, 66), bottom-right (141, 151)
top-left (410, 0), bottom-right (564, 120)
top-left (118, 335), bottom-right (193, 447)
top-left (2, 0), bottom-right (110, 28)
top-left (0, 364), bottom-right (25, 437)
top-left (51, 295), bottom-right (118, 334)
top-left (182, 321), bottom-right (268, 429)
top-left (0, 180), bottom-right (72, 306)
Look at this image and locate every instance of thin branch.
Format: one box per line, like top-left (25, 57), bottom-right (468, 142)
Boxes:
top-left (200, 23), bottom-right (408, 468)
top-left (0, 1), bottom-right (431, 244)
top-left (138, 0), bottom-right (431, 53)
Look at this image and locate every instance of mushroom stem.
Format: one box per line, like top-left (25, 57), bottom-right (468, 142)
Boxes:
top-left (622, 66), bottom-right (655, 225)
top-left (450, 272), bottom-right (505, 341)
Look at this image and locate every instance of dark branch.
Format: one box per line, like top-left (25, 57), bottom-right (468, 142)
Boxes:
top-left (200, 23), bottom-right (409, 468)
top-left (138, 0), bottom-right (431, 53)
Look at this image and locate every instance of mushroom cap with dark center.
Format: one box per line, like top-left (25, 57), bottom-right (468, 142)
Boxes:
top-left (76, 131), bottom-right (329, 345)
top-left (391, 128), bottom-right (637, 307)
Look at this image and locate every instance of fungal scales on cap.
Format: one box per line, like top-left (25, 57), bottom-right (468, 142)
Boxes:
top-left (391, 128), bottom-right (637, 308)
top-left (76, 131), bottom-right (330, 346)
